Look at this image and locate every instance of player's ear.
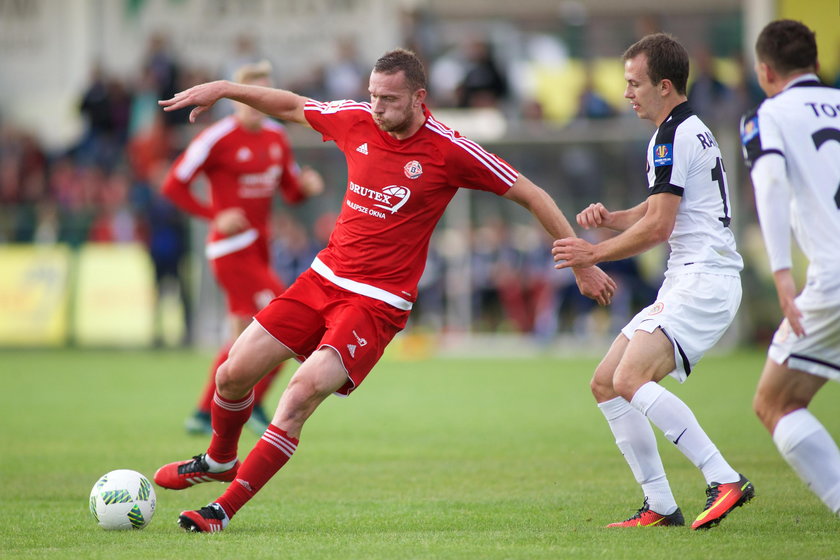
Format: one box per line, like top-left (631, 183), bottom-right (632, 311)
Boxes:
top-left (659, 78), bottom-right (673, 97)
top-left (413, 88), bottom-right (427, 108)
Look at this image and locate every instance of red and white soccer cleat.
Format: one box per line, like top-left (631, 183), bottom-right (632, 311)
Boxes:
top-left (154, 454), bottom-right (239, 490)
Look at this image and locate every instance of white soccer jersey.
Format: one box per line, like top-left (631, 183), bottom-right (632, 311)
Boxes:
top-left (741, 74), bottom-right (840, 292)
top-left (646, 102), bottom-right (743, 276)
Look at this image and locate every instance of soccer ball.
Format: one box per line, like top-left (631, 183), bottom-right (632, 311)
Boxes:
top-left (89, 469), bottom-right (156, 530)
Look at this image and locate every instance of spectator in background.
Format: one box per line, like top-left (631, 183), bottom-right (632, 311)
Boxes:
top-left (687, 47), bottom-right (732, 123)
top-left (575, 64), bottom-right (617, 120)
top-left (456, 38), bottom-right (509, 108)
top-left (323, 38), bottom-right (367, 101)
top-left (127, 112), bottom-right (192, 346)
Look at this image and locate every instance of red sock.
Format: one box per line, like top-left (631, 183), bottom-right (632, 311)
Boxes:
top-left (252, 363), bottom-right (283, 406)
top-left (216, 425), bottom-right (298, 518)
top-left (197, 345), bottom-right (231, 413)
top-left (206, 390), bottom-right (254, 464)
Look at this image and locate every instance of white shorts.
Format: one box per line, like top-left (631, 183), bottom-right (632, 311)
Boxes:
top-left (621, 272), bottom-right (741, 382)
top-left (768, 284), bottom-right (840, 381)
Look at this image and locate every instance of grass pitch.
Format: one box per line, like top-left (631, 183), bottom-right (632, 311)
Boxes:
top-left (1, 346), bottom-right (838, 559)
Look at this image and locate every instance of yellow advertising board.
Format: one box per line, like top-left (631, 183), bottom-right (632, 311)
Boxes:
top-left (73, 243), bottom-right (155, 347)
top-left (0, 244), bottom-right (71, 346)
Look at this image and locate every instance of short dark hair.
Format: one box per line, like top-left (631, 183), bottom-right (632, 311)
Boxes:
top-left (373, 48), bottom-right (427, 92)
top-left (755, 19), bottom-right (818, 75)
top-left (623, 33), bottom-right (689, 95)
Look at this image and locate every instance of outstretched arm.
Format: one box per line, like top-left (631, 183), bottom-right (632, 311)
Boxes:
top-left (159, 80), bottom-right (309, 126)
top-left (503, 175), bottom-right (616, 306)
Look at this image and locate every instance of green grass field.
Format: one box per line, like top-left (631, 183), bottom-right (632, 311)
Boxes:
top-left (2, 346), bottom-right (838, 559)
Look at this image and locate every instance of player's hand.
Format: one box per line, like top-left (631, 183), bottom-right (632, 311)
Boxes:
top-left (552, 237), bottom-right (598, 269)
top-left (773, 269), bottom-right (805, 337)
top-left (576, 203), bottom-right (610, 229)
top-left (159, 81), bottom-right (229, 123)
top-left (214, 207), bottom-right (250, 236)
top-left (571, 265), bottom-right (616, 306)
top-left (299, 167), bottom-right (325, 198)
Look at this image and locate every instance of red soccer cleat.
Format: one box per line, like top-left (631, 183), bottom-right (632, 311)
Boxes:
top-left (607, 499), bottom-right (685, 527)
top-left (154, 454), bottom-right (239, 490)
top-left (691, 474), bottom-right (755, 530)
top-left (178, 503), bottom-right (228, 533)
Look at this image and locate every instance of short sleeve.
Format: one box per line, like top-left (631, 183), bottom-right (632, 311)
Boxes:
top-left (740, 104), bottom-right (784, 168)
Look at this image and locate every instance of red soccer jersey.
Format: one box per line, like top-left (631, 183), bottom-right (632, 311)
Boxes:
top-left (304, 100), bottom-right (518, 310)
top-left (162, 116), bottom-right (304, 254)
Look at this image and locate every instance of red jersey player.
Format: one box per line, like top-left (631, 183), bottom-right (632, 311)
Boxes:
top-left (161, 60), bottom-right (324, 436)
top-left (154, 48), bottom-right (616, 532)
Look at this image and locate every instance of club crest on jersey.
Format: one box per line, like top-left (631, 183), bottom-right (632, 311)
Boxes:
top-left (740, 117), bottom-right (759, 144)
top-left (647, 302), bottom-right (665, 315)
top-left (236, 147), bottom-right (253, 162)
top-left (404, 160), bottom-right (423, 179)
top-left (653, 144), bottom-right (672, 167)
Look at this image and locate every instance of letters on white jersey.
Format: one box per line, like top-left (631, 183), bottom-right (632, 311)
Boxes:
top-left (646, 102), bottom-right (742, 275)
top-left (740, 75), bottom-right (840, 287)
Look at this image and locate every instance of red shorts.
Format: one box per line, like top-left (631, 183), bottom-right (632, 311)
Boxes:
top-left (210, 243), bottom-right (285, 318)
top-left (254, 268), bottom-right (410, 395)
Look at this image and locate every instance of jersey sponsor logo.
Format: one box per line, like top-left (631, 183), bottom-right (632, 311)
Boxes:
top-left (236, 147), bottom-right (253, 162)
top-left (404, 160), bottom-right (423, 179)
top-left (647, 301), bottom-right (665, 315)
top-left (374, 185), bottom-right (411, 214)
top-left (653, 143), bottom-right (673, 167)
top-left (347, 182), bottom-right (412, 215)
top-left (239, 165), bottom-right (281, 198)
top-left (356, 143), bottom-right (369, 155)
top-left (740, 117), bottom-right (759, 144)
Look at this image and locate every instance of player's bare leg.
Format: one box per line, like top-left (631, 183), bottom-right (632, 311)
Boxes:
top-left (755, 358), bottom-right (840, 514)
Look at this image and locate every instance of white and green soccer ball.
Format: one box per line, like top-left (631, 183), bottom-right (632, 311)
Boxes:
top-left (89, 469), bottom-right (156, 530)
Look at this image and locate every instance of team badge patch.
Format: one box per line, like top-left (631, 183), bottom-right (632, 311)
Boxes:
top-left (647, 302), bottom-right (665, 315)
top-left (740, 116), bottom-right (759, 144)
top-left (653, 144), bottom-right (673, 167)
top-left (404, 160), bottom-right (423, 179)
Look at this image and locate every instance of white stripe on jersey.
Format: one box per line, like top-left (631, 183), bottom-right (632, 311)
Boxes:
top-left (311, 257), bottom-right (413, 310)
top-left (174, 116), bottom-right (238, 182)
top-left (262, 431), bottom-right (297, 458)
top-left (305, 99), bottom-right (372, 115)
top-left (424, 117), bottom-right (518, 185)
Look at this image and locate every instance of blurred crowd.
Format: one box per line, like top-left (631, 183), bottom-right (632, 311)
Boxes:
top-left (3, 25), bottom-right (837, 344)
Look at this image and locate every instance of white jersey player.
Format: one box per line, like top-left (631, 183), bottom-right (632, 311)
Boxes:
top-left (553, 32), bottom-right (753, 530)
top-left (745, 19), bottom-right (840, 517)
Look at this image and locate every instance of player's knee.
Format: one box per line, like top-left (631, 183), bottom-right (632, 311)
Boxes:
top-left (590, 373), bottom-right (614, 402)
top-left (214, 360), bottom-right (251, 399)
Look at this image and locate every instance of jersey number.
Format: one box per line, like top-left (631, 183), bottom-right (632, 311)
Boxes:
top-left (812, 127), bottom-right (840, 209)
top-left (710, 157), bottom-right (731, 227)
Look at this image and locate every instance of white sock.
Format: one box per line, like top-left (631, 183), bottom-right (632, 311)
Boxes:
top-left (631, 382), bottom-right (739, 486)
top-left (599, 396), bottom-right (678, 515)
top-left (773, 408), bottom-right (840, 514)
top-left (204, 454), bottom-right (238, 472)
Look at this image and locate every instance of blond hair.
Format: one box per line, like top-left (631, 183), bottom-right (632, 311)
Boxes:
top-left (233, 59), bottom-right (273, 85)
